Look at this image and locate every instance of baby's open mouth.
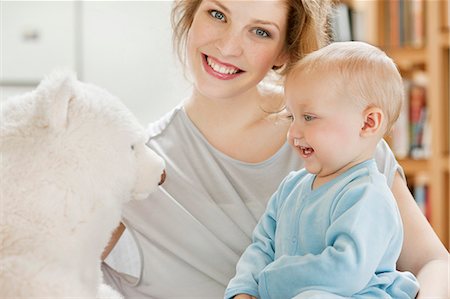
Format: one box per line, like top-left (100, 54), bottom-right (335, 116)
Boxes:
top-left (300, 146), bottom-right (314, 156)
top-left (294, 138), bottom-right (314, 158)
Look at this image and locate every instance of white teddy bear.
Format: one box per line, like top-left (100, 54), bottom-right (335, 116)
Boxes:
top-left (0, 71), bottom-right (166, 298)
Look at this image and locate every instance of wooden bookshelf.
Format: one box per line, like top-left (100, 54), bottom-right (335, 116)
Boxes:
top-left (398, 158), bottom-right (429, 176)
top-left (427, 1), bottom-right (449, 249)
top-left (384, 48), bottom-right (426, 69)
top-left (441, 31), bottom-right (450, 48)
top-left (346, 0), bottom-right (450, 249)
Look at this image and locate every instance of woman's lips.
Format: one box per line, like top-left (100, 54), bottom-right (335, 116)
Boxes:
top-left (202, 54), bottom-right (243, 80)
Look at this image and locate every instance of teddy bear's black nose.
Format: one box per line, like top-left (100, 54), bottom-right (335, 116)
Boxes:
top-left (159, 170), bottom-right (166, 185)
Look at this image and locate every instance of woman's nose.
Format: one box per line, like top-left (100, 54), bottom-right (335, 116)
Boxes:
top-left (215, 28), bottom-right (243, 57)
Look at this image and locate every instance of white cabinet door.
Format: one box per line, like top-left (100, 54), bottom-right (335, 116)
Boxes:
top-left (1, 1), bottom-right (190, 124)
top-left (1, 1), bottom-right (77, 83)
top-left (81, 1), bottom-right (190, 124)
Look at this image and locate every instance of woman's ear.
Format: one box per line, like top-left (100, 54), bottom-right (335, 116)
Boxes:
top-left (361, 107), bottom-right (384, 137)
top-left (273, 50), bottom-right (289, 70)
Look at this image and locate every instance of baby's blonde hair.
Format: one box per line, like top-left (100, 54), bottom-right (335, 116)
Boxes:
top-left (287, 41), bottom-right (404, 133)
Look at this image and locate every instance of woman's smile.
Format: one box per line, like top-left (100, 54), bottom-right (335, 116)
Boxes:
top-left (203, 54), bottom-right (244, 80)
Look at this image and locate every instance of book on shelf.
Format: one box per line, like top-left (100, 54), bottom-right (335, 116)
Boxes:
top-left (331, 3), bottom-right (352, 42)
top-left (383, 0), bottom-right (425, 48)
top-left (409, 82), bottom-right (428, 158)
top-left (331, 2), bottom-right (379, 44)
top-left (391, 71), bottom-right (430, 159)
top-left (410, 173), bottom-right (431, 221)
top-left (447, 0), bottom-right (450, 28)
top-left (410, 0), bottom-right (425, 48)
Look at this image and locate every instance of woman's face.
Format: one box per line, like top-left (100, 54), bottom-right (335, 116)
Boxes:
top-left (186, 0), bottom-right (288, 100)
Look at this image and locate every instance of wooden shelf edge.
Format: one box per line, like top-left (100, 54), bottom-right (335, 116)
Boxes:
top-left (384, 48), bottom-right (427, 69)
top-left (397, 158), bottom-right (429, 176)
top-left (441, 31), bottom-right (450, 48)
top-left (397, 155), bottom-right (450, 175)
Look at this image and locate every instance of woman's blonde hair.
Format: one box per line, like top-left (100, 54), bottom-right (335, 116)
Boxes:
top-left (170, 0), bottom-right (332, 76)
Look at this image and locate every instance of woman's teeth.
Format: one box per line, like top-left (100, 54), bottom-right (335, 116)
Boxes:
top-left (206, 56), bottom-right (239, 75)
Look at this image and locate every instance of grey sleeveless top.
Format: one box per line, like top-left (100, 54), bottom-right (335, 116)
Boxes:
top-left (102, 105), bottom-right (402, 298)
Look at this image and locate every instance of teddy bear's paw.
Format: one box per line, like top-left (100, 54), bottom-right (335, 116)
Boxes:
top-left (97, 283), bottom-right (123, 299)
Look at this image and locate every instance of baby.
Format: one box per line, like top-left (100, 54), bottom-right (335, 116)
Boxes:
top-left (225, 41), bottom-right (419, 299)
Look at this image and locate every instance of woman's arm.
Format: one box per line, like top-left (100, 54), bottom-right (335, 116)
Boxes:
top-left (416, 259), bottom-right (449, 299)
top-left (101, 222), bottom-right (126, 261)
top-left (391, 172), bottom-right (449, 298)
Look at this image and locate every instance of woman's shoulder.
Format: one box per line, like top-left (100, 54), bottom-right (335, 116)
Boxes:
top-left (146, 105), bottom-right (184, 139)
top-left (374, 139), bottom-right (404, 186)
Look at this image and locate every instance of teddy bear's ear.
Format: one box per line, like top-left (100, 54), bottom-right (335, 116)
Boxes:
top-left (34, 71), bottom-right (77, 130)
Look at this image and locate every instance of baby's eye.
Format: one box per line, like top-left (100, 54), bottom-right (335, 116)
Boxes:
top-left (131, 145), bottom-right (135, 150)
top-left (253, 28), bottom-right (270, 38)
top-left (304, 115), bottom-right (315, 121)
top-left (210, 10), bottom-right (226, 22)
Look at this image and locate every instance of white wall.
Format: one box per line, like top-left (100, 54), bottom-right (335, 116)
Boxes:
top-left (1, 0), bottom-right (191, 125)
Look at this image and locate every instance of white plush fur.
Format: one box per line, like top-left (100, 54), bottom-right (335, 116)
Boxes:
top-left (0, 71), bottom-right (165, 298)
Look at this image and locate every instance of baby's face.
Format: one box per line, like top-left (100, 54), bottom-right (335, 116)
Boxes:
top-left (284, 70), bottom-right (367, 181)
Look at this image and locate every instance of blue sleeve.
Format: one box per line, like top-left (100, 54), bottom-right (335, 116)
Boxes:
top-left (258, 182), bottom-right (401, 298)
top-left (224, 174), bottom-right (295, 299)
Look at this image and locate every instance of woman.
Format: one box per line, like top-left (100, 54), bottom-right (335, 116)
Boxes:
top-left (102, 0), bottom-right (449, 298)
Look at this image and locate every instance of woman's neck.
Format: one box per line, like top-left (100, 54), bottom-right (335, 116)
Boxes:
top-left (185, 88), bottom-right (259, 128)
top-left (183, 86), bottom-right (289, 163)
top-left (185, 85), bottom-right (284, 131)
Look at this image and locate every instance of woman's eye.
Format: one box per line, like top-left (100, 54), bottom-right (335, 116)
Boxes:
top-left (304, 115), bottom-right (314, 121)
top-left (210, 10), bottom-right (225, 21)
top-left (253, 28), bottom-right (270, 38)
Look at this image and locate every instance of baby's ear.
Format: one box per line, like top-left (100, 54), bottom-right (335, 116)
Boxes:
top-left (360, 107), bottom-right (384, 137)
top-left (34, 71), bottom-right (76, 130)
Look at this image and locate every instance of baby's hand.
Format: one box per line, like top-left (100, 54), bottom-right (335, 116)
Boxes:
top-left (234, 294), bottom-right (256, 299)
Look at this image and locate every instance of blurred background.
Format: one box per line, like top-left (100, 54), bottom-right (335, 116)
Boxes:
top-left (1, 0), bottom-right (191, 125)
top-left (1, 0), bottom-right (449, 250)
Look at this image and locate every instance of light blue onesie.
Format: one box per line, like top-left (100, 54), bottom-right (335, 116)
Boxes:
top-left (225, 159), bottom-right (419, 299)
